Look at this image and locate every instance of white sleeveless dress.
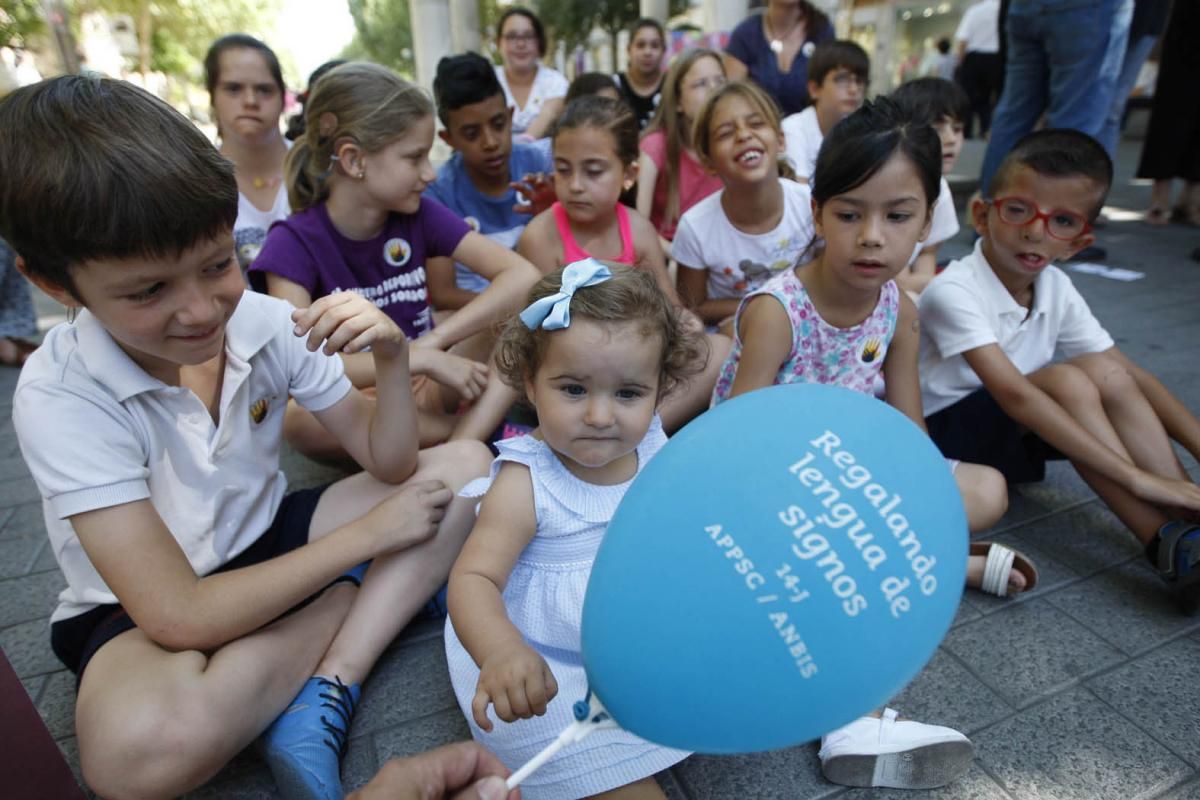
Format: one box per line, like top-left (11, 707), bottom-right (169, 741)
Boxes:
top-left (444, 416), bottom-right (689, 799)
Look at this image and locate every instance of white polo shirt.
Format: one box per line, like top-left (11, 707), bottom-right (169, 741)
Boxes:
top-left (955, 0), bottom-right (1001, 54)
top-left (782, 106), bottom-right (823, 182)
top-left (918, 239), bottom-right (1114, 415)
top-left (13, 291), bottom-right (351, 623)
top-left (909, 178), bottom-right (960, 266)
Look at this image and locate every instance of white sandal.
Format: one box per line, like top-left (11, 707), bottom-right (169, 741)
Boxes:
top-left (970, 541), bottom-right (1039, 597)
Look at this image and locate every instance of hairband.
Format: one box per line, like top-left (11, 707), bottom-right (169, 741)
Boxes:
top-left (519, 258), bottom-right (612, 331)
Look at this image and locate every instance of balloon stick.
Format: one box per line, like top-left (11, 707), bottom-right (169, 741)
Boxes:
top-left (506, 693), bottom-right (617, 790)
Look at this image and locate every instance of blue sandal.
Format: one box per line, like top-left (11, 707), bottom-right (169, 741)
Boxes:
top-left (1155, 521), bottom-right (1200, 615)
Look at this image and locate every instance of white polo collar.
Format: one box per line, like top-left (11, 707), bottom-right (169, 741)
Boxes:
top-left (74, 290), bottom-right (279, 402)
top-left (969, 239), bottom-right (1050, 320)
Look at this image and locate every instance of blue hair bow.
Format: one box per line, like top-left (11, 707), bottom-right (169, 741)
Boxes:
top-left (519, 259), bottom-right (612, 331)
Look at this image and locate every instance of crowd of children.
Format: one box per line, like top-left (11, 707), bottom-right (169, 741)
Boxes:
top-left (2, 11), bottom-right (1200, 800)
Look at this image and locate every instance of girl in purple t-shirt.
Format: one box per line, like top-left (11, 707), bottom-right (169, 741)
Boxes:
top-left (253, 62), bottom-right (539, 458)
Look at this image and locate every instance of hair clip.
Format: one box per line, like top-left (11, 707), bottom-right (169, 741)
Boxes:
top-left (520, 259), bottom-right (612, 331)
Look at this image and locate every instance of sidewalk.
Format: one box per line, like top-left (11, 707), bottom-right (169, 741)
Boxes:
top-left (2, 138), bottom-right (1199, 799)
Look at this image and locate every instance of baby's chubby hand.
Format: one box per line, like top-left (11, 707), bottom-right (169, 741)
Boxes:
top-left (472, 643), bottom-right (559, 732)
top-left (292, 291), bottom-right (408, 360)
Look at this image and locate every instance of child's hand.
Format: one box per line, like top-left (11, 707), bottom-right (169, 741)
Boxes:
top-left (360, 480), bottom-right (453, 553)
top-left (292, 292), bottom-right (408, 360)
top-left (472, 643), bottom-right (559, 731)
top-left (511, 172), bottom-right (556, 217)
top-left (1132, 471), bottom-right (1200, 512)
top-left (426, 351), bottom-right (490, 402)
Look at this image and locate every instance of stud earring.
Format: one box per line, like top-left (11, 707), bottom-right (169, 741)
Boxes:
top-left (66, 306), bottom-right (78, 324)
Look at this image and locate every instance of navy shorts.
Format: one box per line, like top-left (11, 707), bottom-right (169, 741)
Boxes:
top-left (50, 485), bottom-right (328, 682)
top-left (926, 388), bottom-right (1065, 483)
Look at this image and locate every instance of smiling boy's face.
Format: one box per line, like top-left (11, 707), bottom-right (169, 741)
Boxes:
top-left (439, 93), bottom-right (513, 188)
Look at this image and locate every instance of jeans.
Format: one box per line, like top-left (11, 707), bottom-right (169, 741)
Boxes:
top-left (1098, 33), bottom-right (1158, 157)
top-left (979, 0), bottom-right (1133, 195)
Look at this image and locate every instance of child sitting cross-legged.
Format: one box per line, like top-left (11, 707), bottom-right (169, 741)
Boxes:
top-left (920, 129), bottom-right (1200, 614)
top-left (0, 76), bottom-right (494, 800)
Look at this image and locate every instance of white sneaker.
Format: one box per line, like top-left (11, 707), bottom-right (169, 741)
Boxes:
top-left (818, 707), bottom-right (973, 789)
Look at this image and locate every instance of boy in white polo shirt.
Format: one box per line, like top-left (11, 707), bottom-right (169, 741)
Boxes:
top-left (919, 129), bottom-right (1200, 614)
top-left (0, 76), bottom-right (491, 800)
top-left (780, 40), bottom-right (869, 183)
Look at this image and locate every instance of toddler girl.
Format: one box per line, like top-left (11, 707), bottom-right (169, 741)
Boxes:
top-left (517, 96), bottom-right (730, 432)
top-left (635, 48), bottom-right (727, 243)
top-left (253, 62), bottom-right (539, 455)
top-left (445, 261), bottom-right (704, 799)
top-left (713, 98), bottom-right (1031, 789)
top-left (672, 81), bottom-right (814, 339)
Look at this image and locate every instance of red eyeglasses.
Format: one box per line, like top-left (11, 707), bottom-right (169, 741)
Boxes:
top-left (988, 196), bottom-right (1092, 240)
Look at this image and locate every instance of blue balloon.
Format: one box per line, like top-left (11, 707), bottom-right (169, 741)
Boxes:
top-left (580, 383), bottom-right (967, 753)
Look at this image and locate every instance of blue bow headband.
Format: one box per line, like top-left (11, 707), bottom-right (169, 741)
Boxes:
top-left (519, 259), bottom-right (613, 331)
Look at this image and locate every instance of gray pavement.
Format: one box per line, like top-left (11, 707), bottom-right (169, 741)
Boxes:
top-left (3, 137), bottom-right (1200, 799)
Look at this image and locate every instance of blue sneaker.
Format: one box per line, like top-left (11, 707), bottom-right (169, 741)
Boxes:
top-left (1154, 521), bottom-right (1200, 615)
top-left (261, 676), bottom-right (361, 800)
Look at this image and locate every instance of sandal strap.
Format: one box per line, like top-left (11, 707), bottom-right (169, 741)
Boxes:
top-left (1157, 522), bottom-right (1200, 580)
top-left (981, 543), bottom-right (1016, 597)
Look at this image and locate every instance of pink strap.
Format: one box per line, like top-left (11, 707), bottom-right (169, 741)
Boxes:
top-left (551, 201), bottom-right (637, 266)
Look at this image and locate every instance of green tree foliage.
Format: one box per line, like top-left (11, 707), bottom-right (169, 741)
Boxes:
top-left (534, 0), bottom-right (688, 63)
top-left (342, 0), bottom-right (413, 77)
top-left (75, 0), bottom-right (279, 77)
top-left (1, 0), bottom-right (46, 49)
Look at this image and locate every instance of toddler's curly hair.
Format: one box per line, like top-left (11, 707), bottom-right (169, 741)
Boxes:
top-left (496, 263), bottom-right (708, 403)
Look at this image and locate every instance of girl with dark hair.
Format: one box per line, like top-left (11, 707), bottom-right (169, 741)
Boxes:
top-left (204, 34), bottom-right (290, 274)
top-left (713, 100), bottom-right (1025, 790)
top-left (616, 18), bottom-right (667, 129)
top-left (495, 7), bottom-right (568, 140)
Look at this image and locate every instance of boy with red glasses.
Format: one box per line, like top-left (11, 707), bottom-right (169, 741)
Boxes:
top-left (918, 129), bottom-right (1200, 613)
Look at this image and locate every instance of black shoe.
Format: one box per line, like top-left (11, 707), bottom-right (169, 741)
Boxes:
top-left (1067, 245), bottom-right (1107, 262)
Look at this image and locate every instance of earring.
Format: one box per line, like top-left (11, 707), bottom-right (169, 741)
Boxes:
top-left (66, 306), bottom-right (78, 324)
top-left (357, 171), bottom-right (365, 179)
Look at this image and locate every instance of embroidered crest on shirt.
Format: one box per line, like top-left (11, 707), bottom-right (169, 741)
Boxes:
top-left (860, 338), bottom-right (883, 364)
top-left (250, 397), bottom-right (270, 424)
top-left (383, 237), bottom-right (412, 267)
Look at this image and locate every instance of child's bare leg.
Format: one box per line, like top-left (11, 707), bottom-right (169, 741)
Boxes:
top-left (1070, 352), bottom-right (1189, 480)
top-left (1031, 362), bottom-right (1169, 543)
top-left (589, 776), bottom-right (669, 800)
top-left (955, 462), bottom-right (1028, 593)
top-left (660, 333), bottom-right (732, 433)
top-left (75, 582), bottom-right (356, 799)
top-left (311, 440), bottom-right (492, 683)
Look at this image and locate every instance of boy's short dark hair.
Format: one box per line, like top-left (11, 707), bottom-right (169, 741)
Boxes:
top-left (808, 40), bottom-right (870, 87)
top-left (989, 129), bottom-right (1113, 219)
top-left (433, 52), bottom-right (505, 126)
top-left (891, 77), bottom-right (969, 127)
top-left (0, 76), bottom-right (237, 296)
top-left (565, 72), bottom-right (620, 105)
top-left (936, 37), bottom-right (951, 55)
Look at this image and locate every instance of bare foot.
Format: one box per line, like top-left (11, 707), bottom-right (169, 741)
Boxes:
top-left (965, 553), bottom-right (1027, 595)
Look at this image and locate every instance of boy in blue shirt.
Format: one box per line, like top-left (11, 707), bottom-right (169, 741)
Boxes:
top-left (426, 52), bottom-right (553, 310)
top-left (0, 76), bottom-right (492, 799)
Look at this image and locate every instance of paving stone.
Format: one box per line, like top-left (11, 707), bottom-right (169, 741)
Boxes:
top-left (0, 569), bottom-right (65, 627)
top-left (888, 649), bottom-right (1012, 736)
top-left (657, 768), bottom-right (690, 800)
top-left (0, 475), bottom-right (42, 506)
top-left (342, 733), bottom-right (380, 796)
top-left (942, 599), bottom-right (1123, 709)
top-left (836, 762), bottom-right (1011, 800)
top-left (1088, 636), bottom-right (1200, 768)
top-left (0, 453), bottom-right (30, 483)
top-left (35, 669), bottom-right (76, 740)
top-left (1044, 559), bottom-right (1200, 655)
top-left (30, 538), bottom-right (58, 573)
top-left (0, 500), bottom-right (45, 541)
top-left (974, 686), bottom-right (1190, 800)
top-left (0, 616), bottom-right (59, 677)
top-left (673, 745), bottom-right (841, 800)
top-left (180, 747), bottom-right (277, 799)
top-left (951, 600), bottom-right (982, 628)
top-left (1155, 777), bottom-right (1200, 800)
top-left (351, 636), bottom-right (459, 736)
top-left (0, 529), bottom-right (42, 578)
top-left (371, 708), bottom-right (472, 763)
top-left (1006, 501), bottom-right (1143, 580)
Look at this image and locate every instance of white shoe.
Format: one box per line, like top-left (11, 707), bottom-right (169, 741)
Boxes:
top-left (818, 708), bottom-right (973, 789)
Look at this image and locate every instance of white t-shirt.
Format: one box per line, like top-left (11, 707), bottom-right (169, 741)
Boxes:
top-left (909, 178), bottom-right (959, 266)
top-left (918, 239), bottom-right (1114, 415)
top-left (671, 179), bottom-right (815, 300)
top-left (495, 64), bottom-right (570, 135)
top-left (13, 291), bottom-right (352, 623)
top-left (234, 183), bottom-right (290, 273)
top-left (955, 0), bottom-right (1001, 54)
top-left (782, 106), bottom-right (823, 181)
